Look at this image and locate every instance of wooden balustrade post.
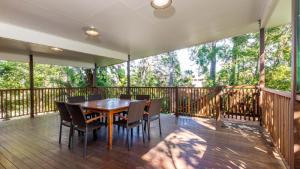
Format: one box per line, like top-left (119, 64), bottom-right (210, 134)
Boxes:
top-left (1, 90), bottom-right (9, 120)
top-left (175, 86), bottom-right (179, 117)
top-left (0, 91), bottom-right (3, 119)
top-left (259, 21), bottom-right (265, 89)
top-left (127, 55), bottom-right (131, 95)
top-left (29, 54), bottom-right (34, 118)
top-left (215, 87), bottom-right (222, 128)
top-left (259, 20), bottom-right (265, 127)
top-left (291, 0), bottom-right (298, 168)
top-left (93, 63), bottom-right (97, 89)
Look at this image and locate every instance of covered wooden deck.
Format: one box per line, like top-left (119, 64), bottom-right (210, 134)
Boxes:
top-left (0, 113), bottom-right (285, 169)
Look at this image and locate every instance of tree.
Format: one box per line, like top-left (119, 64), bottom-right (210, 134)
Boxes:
top-left (265, 24), bottom-right (291, 91)
top-left (131, 52), bottom-right (193, 87)
top-left (0, 61), bottom-right (28, 89)
top-left (96, 64), bottom-right (127, 87)
top-left (229, 34), bottom-right (259, 85)
top-left (190, 41), bottom-right (227, 86)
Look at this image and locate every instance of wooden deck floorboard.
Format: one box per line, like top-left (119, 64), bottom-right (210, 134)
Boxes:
top-left (0, 113), bottom-right (285, 169)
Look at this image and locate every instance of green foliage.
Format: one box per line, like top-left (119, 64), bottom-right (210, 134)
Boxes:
top-left (190, 24), bottom-right (291, 91)
top-left (131, 52), bottom-right (193, 87)
top-left (190, 41), bottom-right (229, 86)
top-left (265, 25), bottom-right (292, 91)
top-left (0, 61), bottom-right (28, 88)
top-left (266, 65), bottom-right (291, 90)
top-left (96, 64), bottom-right (127, 87)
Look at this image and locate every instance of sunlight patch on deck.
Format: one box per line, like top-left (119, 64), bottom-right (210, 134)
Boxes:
top-left (142, 128), bottom-right (207, 169)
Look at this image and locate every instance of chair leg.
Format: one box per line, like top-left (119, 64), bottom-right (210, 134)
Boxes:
top-left (93, 129), bottom-right (97, 140)
top-left (68, 125), bottom-right (72, 148)
top-left (127, 128), bottom-right (130, 151)
top-left (71, 127), bottom-right (75, 149)
top-left (131, 128), bottom-right (133, 147)
top-left (158, 118), bottom-right (162, 137)
top-left (59, 122), bottom-right (62, 144)
top-left (143, 120), bottom-right (147, 132)
top-left (147, 121), bottom-right (151, 140)
top-left (84, 129), bottom-right (88, 158)
top-left (142, 124), bottom-right (145, 144)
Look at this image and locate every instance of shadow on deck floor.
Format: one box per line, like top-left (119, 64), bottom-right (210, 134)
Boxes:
top-left (0, 113), bottom-right (285, 169)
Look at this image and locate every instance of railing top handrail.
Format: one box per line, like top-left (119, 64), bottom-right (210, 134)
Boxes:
top-left (223, 85), bottom-right (258, 89)
top-left (261, 87), bottom-right (291, 98)
top-left (0, 85), bottom-right (260, 91)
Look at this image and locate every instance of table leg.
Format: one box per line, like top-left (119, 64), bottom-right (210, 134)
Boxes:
top-left (107, 112), bottom-right (113, 150)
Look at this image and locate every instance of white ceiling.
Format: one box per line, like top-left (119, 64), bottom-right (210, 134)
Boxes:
top-left (0, 0), bottom-right (291, 67)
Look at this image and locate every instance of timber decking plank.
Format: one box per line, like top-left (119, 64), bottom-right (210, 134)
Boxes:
top-left (0, 113), bottom-right (285, 169)
top-left (0, 150), bottom-right (17, 169)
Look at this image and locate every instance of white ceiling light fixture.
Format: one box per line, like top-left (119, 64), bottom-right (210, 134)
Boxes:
top-left (151, 0), bottom-right (172, 9)
top-left (85, 26), bottom-right (100, 37)
top-left (50, 47), bottom-right (63, 52)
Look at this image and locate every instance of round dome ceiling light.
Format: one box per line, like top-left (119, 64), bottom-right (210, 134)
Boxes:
top-left (85, 26), bottom-right (100, 37)
top-left (151, 0), bottom-right (172, 9)
top-left (50, 47), bottom-right (63, 52)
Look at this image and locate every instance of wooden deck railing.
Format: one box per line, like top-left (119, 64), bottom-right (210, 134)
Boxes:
top-left (0, 86), bottom-right (293, 167)
top-left (261, 87), bottom-right (292, 167)
top-left (0, 86), bottom-right (260, 120)
top-left (176, 87), bottom-right (222, 117)
top-left (221, 86), bottom-right (260, 121)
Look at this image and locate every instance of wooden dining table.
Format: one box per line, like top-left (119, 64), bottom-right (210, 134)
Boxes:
top-left (79, 98), bottom-right (132, 150)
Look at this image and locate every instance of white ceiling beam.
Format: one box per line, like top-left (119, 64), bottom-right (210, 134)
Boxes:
top-left (0, 51), bottom-right (95, 68)
top-left (0, 22), bottom-right (128, 61)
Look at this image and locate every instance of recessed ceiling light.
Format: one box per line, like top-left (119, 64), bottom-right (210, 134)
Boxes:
top-left (151, 0), bottom-right (172, 9)
top-left (50, 47), bottom-right (63, 52)
top-left (85, 26), bottom-right (100, 36)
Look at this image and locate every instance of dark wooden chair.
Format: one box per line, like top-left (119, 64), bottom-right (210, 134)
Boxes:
top-left (136, 94), bottom-right (150, 112)
top-left (65, 103), bottom-right (103, 158)
top-left (120, 94), bottom-right (131, 100)
top-left (136, 95), bottom-right (150, 100)
top-left (114, 100), bottom-right (147, 150)
top-left (87, 94), bottom-right (106, 124)
top-left (143, 99), bottom-right (162, 140)
top-left (56, 101), bottom-right (73, 148)
top-left (118, 94), bottom-right (131, 117)
top-left (68, 95), bottom-right (96, 120)
top-left (67, 96), bottom-right (85, 103)
top-left (87, 94), bottom-right (102, 101)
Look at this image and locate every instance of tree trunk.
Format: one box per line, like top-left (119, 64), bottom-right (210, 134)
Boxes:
top-left (230, 55), bottom-right (237, 85)
top-left (85, 69), bottom-right (93, 87)
top-left (210, 43), bottom-right (217, 85)
top-left (168, 52), bottom-right (175, 87)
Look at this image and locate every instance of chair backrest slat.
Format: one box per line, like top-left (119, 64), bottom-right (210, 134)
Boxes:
top-left (67, 96), bottom-right (85, 103)
top-left (120, 94), bottom-right (131, 100)
top-left (127, 101), bottom-right (146, 124)
top-left (56, 101), bottom-right (71, 122)
top-left (148, 99), bottom-right (162, 117)
top-left (87, 94), bottom-right (102, 101)
top-left (65, 103), bottom-right (86, 126)
top-left (136, 95), bottom-right (150, 101)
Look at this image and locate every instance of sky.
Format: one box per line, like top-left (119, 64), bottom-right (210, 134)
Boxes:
top-left (176, 48), bottom-right (198, 72)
